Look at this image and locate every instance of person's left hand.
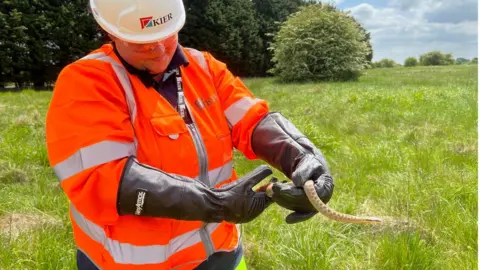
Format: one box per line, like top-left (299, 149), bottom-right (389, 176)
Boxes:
top-left (268, 174), bottom-right (334, 224)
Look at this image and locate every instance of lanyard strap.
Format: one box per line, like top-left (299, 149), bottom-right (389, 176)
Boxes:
top-left (174, 68), bottom-right (188, 121)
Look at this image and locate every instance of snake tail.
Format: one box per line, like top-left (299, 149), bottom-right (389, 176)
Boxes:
top-left (265, 180), bottom-right (383, 224)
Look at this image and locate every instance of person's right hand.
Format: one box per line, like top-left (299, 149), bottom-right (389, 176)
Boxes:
top-left (215, 165), bottom-right (274, 223)
top-left (269, 174), bottom-right (334, 224)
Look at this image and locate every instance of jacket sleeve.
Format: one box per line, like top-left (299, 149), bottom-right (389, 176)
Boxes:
top-left (203, 52), bottom-right (270, 159)
top-left (46, 60), bottom-right (135, 226)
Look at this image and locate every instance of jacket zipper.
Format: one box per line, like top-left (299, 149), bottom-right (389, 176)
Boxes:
top-left (187, 123), bottom-right (209, 186)
top-left (184, 103), bottom-right (215, 257)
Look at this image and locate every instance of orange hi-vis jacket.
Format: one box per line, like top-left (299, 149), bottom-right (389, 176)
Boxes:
top-left (46, 43), bottom-right (269, 269)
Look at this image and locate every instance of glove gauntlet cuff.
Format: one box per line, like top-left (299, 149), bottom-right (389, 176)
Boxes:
top-left (251, 112), bottom-right (330, 181)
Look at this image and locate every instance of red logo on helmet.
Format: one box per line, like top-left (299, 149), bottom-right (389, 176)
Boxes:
top-left (140, 16), bottom-right (153, 29)
top-left (139, 14), bottom-right (173, 30)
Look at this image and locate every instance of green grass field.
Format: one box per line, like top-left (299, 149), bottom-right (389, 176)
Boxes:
top-left (0, 65), bottom-right (477, 269)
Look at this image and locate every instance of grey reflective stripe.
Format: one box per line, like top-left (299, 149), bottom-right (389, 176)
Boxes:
top-left (170, 223), bottom-right (221, 254)
top-left (199, 224), bottom-right (216, 256)
top-left (81, 53), bottom-right (137, 126)
top-left (186, 48), bottom-right (209, 75)
top-left (81, 52), bottom-right (107, 60)
top-left (102, 58), bottom-right (137, 127)
top-left (54, 141), bottom-right (135, 181)
top-left (71, 204), bottom-right (222, 265)
top-left (194, 160), bottom-right (233, 187)
top-left (209, 160), bottom-right (233, 187)
top-left (54, 53), bottom-right (139, 182)
top-left (224, 97), bottom-right (262, 127)
top-left (236, 224), bottom-right (241, 241)
top-left (80, 52), bottom-right (138, 149)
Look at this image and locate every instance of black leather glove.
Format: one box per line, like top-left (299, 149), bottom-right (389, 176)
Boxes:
top-left (269, 175), bottom-right (334, 224)
top-left (251, 112), bottom-right (332, 188)
top-left (251, 113), bottom-right (331, 188)
top-left (117, 156), bottom-right (273, 224)
top-left (251, 112), bottom-right (335, 223)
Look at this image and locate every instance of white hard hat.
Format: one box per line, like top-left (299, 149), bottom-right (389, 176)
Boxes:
top-left (89, 0), bottom-right (186, 44)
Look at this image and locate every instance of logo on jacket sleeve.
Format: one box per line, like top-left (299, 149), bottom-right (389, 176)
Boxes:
top-left (140, 13), bottom-right (173, 29)
top-left (135, 189), bottom-right (147, 215)
top-left (195, 94), bottom-right (219, 111)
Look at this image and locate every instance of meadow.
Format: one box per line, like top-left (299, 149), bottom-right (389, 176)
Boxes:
top-left (0, 64), bottom-right (477, 269)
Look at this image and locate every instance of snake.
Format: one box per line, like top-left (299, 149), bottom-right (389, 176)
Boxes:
top-left (265, 180), bottom-right (383, 224)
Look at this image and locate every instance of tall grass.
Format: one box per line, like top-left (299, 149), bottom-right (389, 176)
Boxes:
top-left (0, 65), bottom-right (477, 269)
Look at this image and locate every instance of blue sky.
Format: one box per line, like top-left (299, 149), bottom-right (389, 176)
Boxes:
top-left (321, 0), bottom-right (478, 63)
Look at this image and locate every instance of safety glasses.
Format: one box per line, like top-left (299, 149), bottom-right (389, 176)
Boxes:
top-left (122, 34), bottom-right (178, 53)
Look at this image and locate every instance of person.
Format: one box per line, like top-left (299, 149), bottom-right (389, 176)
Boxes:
top-left (45, 0), bottom-right (334, 269)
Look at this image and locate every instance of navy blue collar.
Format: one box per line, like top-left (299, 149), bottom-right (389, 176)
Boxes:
top-left (112, 42), bottom-right (189, 87)
top-left (165, 44), bottom-right (190, 74)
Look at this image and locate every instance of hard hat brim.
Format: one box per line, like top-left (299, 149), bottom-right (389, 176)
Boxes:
top-left (90, 1), bottom-right (186, 44)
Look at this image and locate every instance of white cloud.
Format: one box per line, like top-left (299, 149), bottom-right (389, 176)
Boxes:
top-left (346, 0), bottom-right (478, 63)
top-left (319, 0), bottom-right (344, 6)
top-left (390, 0), bottom-right (477, 23)
top-left (388, 0), bottom-right (421, 11)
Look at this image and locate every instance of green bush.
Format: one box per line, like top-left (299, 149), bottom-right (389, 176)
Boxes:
top-left (371, 59), bottom-right (397, 68)
top-left (376, 58), bottom-right (397, 68)
top-left (404, 57), bottom-right (418, 67)
top-left (269, 4), bottom-right (371, 82)
top-left (420, 51), bottom-right (455, 66)
top-left (456, 58), bottom-right (470, 65)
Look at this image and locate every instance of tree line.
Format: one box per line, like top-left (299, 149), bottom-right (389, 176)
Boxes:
top-left (2, 0), bottom-right (372, 89)
top-left (373, 51), bottom-right (478, 68)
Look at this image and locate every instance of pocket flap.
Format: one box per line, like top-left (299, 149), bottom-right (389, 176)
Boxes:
top-left (150, 114), bottom-right (188, 137)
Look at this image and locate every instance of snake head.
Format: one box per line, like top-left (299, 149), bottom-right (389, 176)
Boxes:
top-left (255, 177), bottom-right (278, 193)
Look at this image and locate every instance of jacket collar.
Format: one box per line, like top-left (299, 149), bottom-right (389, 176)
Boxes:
top-left (112, 42), bottom-right (189, 87)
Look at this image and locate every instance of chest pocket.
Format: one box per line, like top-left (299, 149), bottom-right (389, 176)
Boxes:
top-left (150, 114), bottom-right (197, 175)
